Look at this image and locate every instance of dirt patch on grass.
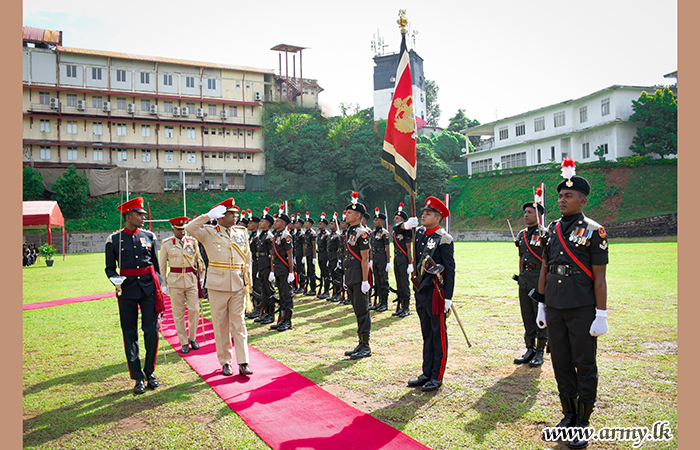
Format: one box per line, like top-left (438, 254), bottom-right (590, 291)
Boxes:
top-left (321, 383), bottom-right (392, 413)
top-left (599, 167), bottom-right (632, 223)
top-left (114, 416), bottom-right (151, 432)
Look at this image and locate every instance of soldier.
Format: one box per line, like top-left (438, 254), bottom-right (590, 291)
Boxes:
top-left (513, 200), bottom-right (548, 367)
top-left (270, 206), bottom-right (297, 331)
top-left (532, 159), bottom-right (609, 449)
top-left (342, 192), bottom-right (373, 359)
top-left (326, 212), bottom-right (342, 302)
top-left (406, 196), bottom-right (455, 392)
top-left (316, 213), bottom-right (331, 299)
top-left (105, 197), bottom-right (164, 394)
top-left (292, 214), bottom-right (306, 294)
top-left (369, 208), bottom-right (391, 313)
top-left (303, 213), bottom-right (318, 296)
top-left (338, 211), bottom-right (351, 305)
top-left (186, 198), bottom-right (253, 377)
top-left (392, 202), bottom-right (414, 318)
top-left (254, 208), bottom-right (276, 325)
top-left (245, 210), bottom-right (262, 319)
top-left (159, 216), bottom-right (205, 354)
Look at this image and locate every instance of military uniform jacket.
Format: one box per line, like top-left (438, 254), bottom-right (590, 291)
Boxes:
top-left (392, 223), bottom-right (413, 263)
top-left (543, 213), bottom-right (608, 309)
top-left (517, 225), bottom-right (547, 291)
top-left (338, 229), bottom-right (348, 262)
top-left (343, 224), bottom-right (370, 285)
top-left (371, 227), bottom-right (390, 264)
top-left (253, 229), bottom-right (273, 265)
top-left (304, 229), bottom-right (317, 256)
top-left (327, 230), bottom-right (340, 256)
top-left (293, 229), bottom-right (304, 258)
top-left (159, 235), bottom-right (204, 290)
top-left (105, 228), bottom-right (161, 298)
top-left (414, 227), bottom-right (456, 299)
top-left (272, 229), bottom-right (293, 273)
top-left (185, 215), bottom-right (252, 292)
top-left (317, 229), bottom-right (328, 256)
top-left (249, 229), bottom-right (260, 263)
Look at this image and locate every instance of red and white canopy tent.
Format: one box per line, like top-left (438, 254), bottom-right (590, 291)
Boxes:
top-left (22, 201), bottom-right (66, 261)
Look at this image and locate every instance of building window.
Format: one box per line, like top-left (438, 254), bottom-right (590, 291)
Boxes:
top-left (515, 122), bottom-right (525, 137)
top-left (92, 148), bottom-right (103, 161)
top-left (582, 142), bottom-right (590, 159)
top-left (245, 81), bottom-right (251, 89)
top-left (164, 150), bottom-right (174, 163)
top-left (551, 146), bottom-right (556, 160)
top-left (92, 96), bottom-right (102, 109)
top-left (247, 130), bottom-right (253, 137)
top-left (534, 116), bottom-right (545, 132)
top-left (116, 69), bottom-right (126, 82)
top-left (141, 125), bottom-right (151, 137)
top-left (537, 148), bottom-right (541, 164)
top-left (117, 150), bottom-right (128, 161)
top-left (207, 79), bottom-right (216, 90)
top-left (40, 146), bottom-right (51, 160)
top-left (208, 104), bottom-right (217, 116)
top-left (39, 119), bottom-right (51, 133)
top-left (601, 98), bottom-right (610, 116)
top-left (93, 122), bottom-right (103, 135)
top-left (236, 80), bottom-right (241, 88)
top-left (498, 126), bottom-right (508, 140)
top-left (554, 111), bottom-right (566, 128)
top-left (164, 126), bottom-right (174, 138)
top-left (230, 105), bottom-right (238, 117)
top-left (163, 74), bottom-right (173, 86)
top-left (91, 68), bottom-right (102, 80)
top-left (39, 92), bottom-right (50, 105)
top-left (66, 147), bottom-right (78, 161)
top-left (140, 72), bottom-right (150, 84)
top-left (246, 106), bottom-right (252, 116)
top-left (471, 158), bottom-right (492, 173)
top-left (602, 143), bottom-right (609, 155)
top-left (186, 76), bottom-right (195, 88)
top-left (141, 99), bottom-right (150, 111)
top-left (580, 106), bottom-right (588, 123)
top-left (116, 97), bottom-right (127, 110)
top-left (66, 65), bottom-right (77, 78)
top-left (187, 151), bottom-right (196, 163)
top-left (501, 152), bottom-right (527, 169)
top-left (66, 94), bottom-right (77, 107)
top-left (163, 101), bottom-right (173, 113)
top-left (186, 127), bottom-right (196, 139)
top-left (141, 149), bottom-right (151, 162)
top-left (116, 123), bottom-right (127, 136)
top-left (187, 102), bottom-right (196, 113)
top-left (66, 121), bottom-right (78, 134)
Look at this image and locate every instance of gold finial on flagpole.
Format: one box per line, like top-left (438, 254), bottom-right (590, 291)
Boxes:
top-left (398, 10), bottom-right (408, 34)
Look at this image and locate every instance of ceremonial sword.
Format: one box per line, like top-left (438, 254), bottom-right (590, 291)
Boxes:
top-left (424, 256), bottom-right (472, 347)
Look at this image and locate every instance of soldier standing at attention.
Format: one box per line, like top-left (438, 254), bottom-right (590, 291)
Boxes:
top-left (255, 208), bottom-right (276, 325)
top-left (532, 159), bottom-right (608, 449)
top-left (186, 198), bottom-right (253, 377)
top-left (342, 192), bottom-right (373, 359)
top-left (391, 202), bottom-right (414, 318)
top-left (292, 214), bottom-right (306, 294)
top-left (159, 216), bottom-right (204, 354)
top-left (316, 213), bottom-right (331, 299)
top-left (303, 213), bottom-right (318, 296)
top-left (338, 212), bottom-right (351, 305)
top-left (406, 196), bottom-right (455, 393)
top-left (269, 206), bottom-right (296, 331)
top-left (326, 213), bottom-right (342, 302)
top-left (513, 200), bottom-right (548, 367)
top-left (105, 197), bottom-right (164, 394)
top-left (245, 210), bottom-right (262, 319)
top-left (370, 208), bottom-right (391, 313)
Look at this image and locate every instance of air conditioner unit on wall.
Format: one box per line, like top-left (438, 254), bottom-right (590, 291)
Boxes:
top-left (150, 104), bottom-right (158, 115)
top-left (77, 99), bottom-right (86, 110)
top-left (254, 91), bottom-right (262, 101)
top-left (103, 101), bottom-right (111, 112)
top-left (181, 106), bottom-right (189, 117)
top-left (221, 109), bottom-right (228, 119)
top-left (127, 103), bottom-right (135, 114)
top-left (50, 98), bottom-right (59, 109)
top-left (172, 106), bottom-right (181, 116)
top-left (196, 108), bottom-right (204, 118)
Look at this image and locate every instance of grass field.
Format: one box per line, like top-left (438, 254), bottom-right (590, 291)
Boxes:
top-left (23, 241), bottom-right (677, 449)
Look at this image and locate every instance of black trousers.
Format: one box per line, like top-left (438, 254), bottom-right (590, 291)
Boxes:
top-left (328, 254), bottom-right (340, 294)
top-left (118, 291), bottom-right (158, 380)
top-left (251, 259), bottom-right (261, 306)
top-left (318, 253), bottom-right (329, 292)
top-left (546, 304), bottom-right (598, 403)
top-left (372, 255), bottom-right (389, 299)
top-left (306, 256), bottom-right (317, 290)
top-left (415, 288), bottom-right (448, 381)
top-left (519, 287), bottom-right (547, 340)
top-left (294, 252), bottom-right (306, 287)
top-left (274, 265), bottom-right (294, 312)
top-left (347, 283), bottom-right (371, 335)
top-left (394, 255), bottom-right (411, 308)
top-left (258, 261), bottom-right (274, 309)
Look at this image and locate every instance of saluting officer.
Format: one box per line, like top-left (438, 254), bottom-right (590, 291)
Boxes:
top-left (105, 197), bottom-right (164, 394)
top-left (255, 207), bottom-right (276, 325)
top-left (369, 208), bottom-right (391, 313)
top-left (245, 210), bottom-right (262, 319)
top-left (532, 159), bottom-right (609, 449)
top-left (159, 216), bottom-right (205, 354)
top-left (270, 206), bottom-right (296, 331)
top-left (303, 213), bottom-right (318, 296)
top-left (513, 201), bottom-right (548, 367)
top-left (342, 192), bottom-right (373, 359)
top-left (186, 198), bottom-right (253, 377)
top-left (292, 214), bottom-right (306, 294)
top-left (326, 212), bottom-right (342, 302)
top-left (392, 202), bottom-right (414, 318)
top-left (406, 196), bottom-right (455, 393)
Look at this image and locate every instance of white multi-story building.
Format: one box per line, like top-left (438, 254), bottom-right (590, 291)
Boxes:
top-left (462, 85), bottom-right (671, 175)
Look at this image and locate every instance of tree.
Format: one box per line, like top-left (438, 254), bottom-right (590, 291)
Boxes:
top-left (446, 109), bottom-right (481, 148)
top-left (432, 130), bottom-right (467, 163)
top-left (425, 79), bottom-right (441, 127)
top-left (416, 144), bottom-right (452, 198)
top-left (629, 87), bottom-right (677, 158)
top-left (51, 165), bottom-right (90, 219)
top-left (23, 166), bottom-right (45, 201)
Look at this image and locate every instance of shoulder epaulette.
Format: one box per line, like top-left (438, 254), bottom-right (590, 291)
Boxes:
top-left (583, 217), bottom-right (602, 231)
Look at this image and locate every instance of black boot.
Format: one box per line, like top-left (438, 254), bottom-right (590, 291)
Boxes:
top-left (529, 338), bottom-right (547, 367)
top-left (276, 311), bottom-right (293, 332)
top-left (514, 337), bottom-right (536, 364)
top-left (375, 296), bottom-right (388, 312)
top-left (556, 396), bottom-right (579, 428)
top-left (270, 310), bottom-right (283, 329)
top-left (568, 401), bottom-right (594, 449)
top-left (350, 334), bottom-right (371, 359)
top-left (344, 334), bottom-right (362, 356)
top-left (245, 307), bottom-right (260, 319)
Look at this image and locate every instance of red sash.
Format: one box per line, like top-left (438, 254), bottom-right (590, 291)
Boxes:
top-left (393, 231), bottom-right (410, 259)
top-left (169, 267), bottom-right (195, 273)
top-left (273, 241), bottom-right (290, 269)
top-left (120, 265), bottom-right (166, 313)
top-left (523, 234), bottom-right (543, 263)
top-left (556, 222), bottom-right (594, 281)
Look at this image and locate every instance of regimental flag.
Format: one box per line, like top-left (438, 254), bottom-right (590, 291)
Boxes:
top-left (381, 33), bottom-right (417, 196)
top-left (535, 183), bottom-right (545, 227)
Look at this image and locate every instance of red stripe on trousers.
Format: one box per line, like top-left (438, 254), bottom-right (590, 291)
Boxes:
top-left (438, 311), bottom-right (447, 380)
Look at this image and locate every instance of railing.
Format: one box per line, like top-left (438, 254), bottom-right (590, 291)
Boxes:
top-left (473, 137), bottom-right (495, 152)
top-left (28, 103), bottom-right (58, 113)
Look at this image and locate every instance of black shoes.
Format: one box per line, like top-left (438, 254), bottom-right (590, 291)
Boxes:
top-left (293, 287), bottom-right (304, 294)
top-left (181, 344), bottom-right (190, 354)
top-left (514, 337), bottom-right (536, 364)
top-left (421, 379), bottom-right (442, 392)
top-left (189, 340), bottom-right (199, 350)
top-left (276, 311), bottom-right (293, 332)
top-left (529, 338), bottom-right (547, 367)
top-left (260, 313), bottom-right (274, 325)
top-left (245, 308), bottom-right (260, 319)
top-left (397, 308), bottom-right (410, 318)
top-left (568, 401), bottom-right (595, 449)
top-left (407, 374), bottom-right (430, 387)
top-left (375, 302), bottom-right (388, 312)
top-left (222, 363), bottom-right (233, 376)
top-left (134, 374), bottom-right (158, 394)
top-left (239, 363), bottom-right (253, 376)
top-left (349, 334), bottom-right (371, 359)
top-left (146, 374), bottom-right (159, 389)
top-left (133, 379), bottom-right (146, 395)
top-left (344, 341), bottom-right (362, 357)
top-left (556, 397), bottom-right (579, 428)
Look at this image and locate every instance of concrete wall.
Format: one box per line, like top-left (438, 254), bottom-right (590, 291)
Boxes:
top-left (603, 214), bottom-right (677, 238)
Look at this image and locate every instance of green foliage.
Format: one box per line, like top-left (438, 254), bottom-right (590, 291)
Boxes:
top-left (23, 166), bottom-right (46, 201)
top-left (425, 79), bottom-right (441, 127)
top-left (629, 87), bottom-right (677, 158)
top-left (416, 144), bottom-right (452, 198)
top-left (594, 145), bottom-right (606, 160)
top-left (51, 165), bottom-right (90, 219)
top-left (38, 243), bottom-right (56, 261)
top-left (616, 165), bottom-right (678, 221)
top-left (431, 130), bottom-right (467, 163)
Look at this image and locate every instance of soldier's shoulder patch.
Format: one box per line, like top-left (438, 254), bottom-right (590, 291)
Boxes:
top-left (439, 233), bottom-right (454, 245)
top-left (361, 232), bottom-right (368, 239)
top-left (285, 235), bottom-right (291, 243)
top-left (106, 230), bottom-right (120, 245)
top-left (598, 226), bottom-right (606, 239)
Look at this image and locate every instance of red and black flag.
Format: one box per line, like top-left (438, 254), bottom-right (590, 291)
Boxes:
top-left (381, 32), bottom-right (417, 196)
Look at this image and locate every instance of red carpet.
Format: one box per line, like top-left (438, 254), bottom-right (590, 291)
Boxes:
top-left (23, 292), bottom-right (115, 311)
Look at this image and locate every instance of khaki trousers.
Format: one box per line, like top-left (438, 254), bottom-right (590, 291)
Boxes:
top-left (208, 288), bottom-right (249, 366)
top-left (170, 285), bottom-right (200, 345)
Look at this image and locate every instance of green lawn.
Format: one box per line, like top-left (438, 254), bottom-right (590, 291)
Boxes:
top-left (23, 242), bottom-right (677, 449)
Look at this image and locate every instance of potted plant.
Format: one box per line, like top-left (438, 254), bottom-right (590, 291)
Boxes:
top-left (38, 243), bottom-right (56, 267)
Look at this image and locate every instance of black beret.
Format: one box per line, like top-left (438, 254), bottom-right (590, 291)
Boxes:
top-left (305, 218), bottom-right (315, 225)
top-left (276, 213), bottom-right (291, 224)
top-left (345, 202), bottom-right (367, 215)
top-left (250, 216), bottom-right (261, 223)
top-left (557, 176), bottom-right (591, 196)
top-left (261, 214), bottom-right (275, 225)
top-left (522, 202), bottom-right (545, 215)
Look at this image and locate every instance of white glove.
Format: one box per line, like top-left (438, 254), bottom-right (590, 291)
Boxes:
top-left (589, 309), bottom-right (609, 336)
top-left (336, 260), bottom-right (342, 270)
top-left (162, 285), bottom-right (170, 295)
top-left (536, 303), bottom-right (547, 329)
top-left (200, 278), bottom-right (205, 289)
top-left (385, 262), bottom-right (392, 272)
top-left (361, 280), bottom-right (370, 294)
top-left (268, 272), bottom-right (275, 282)
top-left (368, 260), bottom-right (373, 269)
top-left (343, 275), bottom-right (347, 289)
top-left (405, 217), bottom-right (419, 229)
top-left (407, 264), bottom-right (414, 274)
top-left (302, 256), bottom-right (307, 264)
top-left (444, 299), bottom-right (452, 313)
top-left (255, 272), bottom-right (259, 279)
top-left (287, 273), bottom-right (295, 283)
top-left (207, 204), bottom-right (227, 220)
top-left (326, 261), bottom-right (329, 267)
top-left (312, 258), bottom-right (317, 265)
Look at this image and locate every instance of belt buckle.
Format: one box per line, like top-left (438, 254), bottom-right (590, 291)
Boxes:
top-left (556, 265), bottom-right (566, 276)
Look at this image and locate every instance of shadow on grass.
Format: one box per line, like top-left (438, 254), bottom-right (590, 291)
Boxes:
top-left (371, 388), bottom-right (434, 432)
top-left (463, 364), bottom-right (542, 443)
top-left (297, 359), bottom-right (359, 384)
top-left (23, 379), bottom-right (208, 447)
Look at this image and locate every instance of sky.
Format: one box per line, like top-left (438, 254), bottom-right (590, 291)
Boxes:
top-left (23, 0), bottom-right (677, 129)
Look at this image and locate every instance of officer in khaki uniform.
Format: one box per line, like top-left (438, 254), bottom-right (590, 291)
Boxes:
top-left (186, 198), bottom-right (253, 377)
top-left (159, 216), bottom-right (205, 354)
